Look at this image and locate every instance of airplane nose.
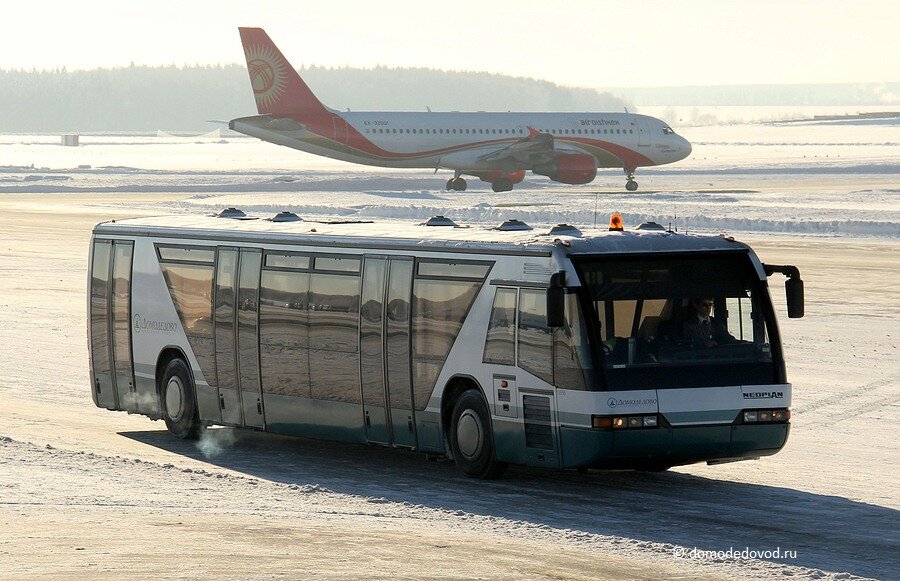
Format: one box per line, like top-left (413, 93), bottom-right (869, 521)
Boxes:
top-left (680, 136), bottom-right (692, 159)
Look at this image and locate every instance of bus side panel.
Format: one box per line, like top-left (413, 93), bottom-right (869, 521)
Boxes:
top-left (423, 254), bottom-right (563, 468)
top-left (263, 393), bottom-right (366, 443)
top-left (130, 238), bottom-right (216, 420)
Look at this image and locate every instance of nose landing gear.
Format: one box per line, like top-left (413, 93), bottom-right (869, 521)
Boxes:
top-left (625, 169), bottom-right (639, 192)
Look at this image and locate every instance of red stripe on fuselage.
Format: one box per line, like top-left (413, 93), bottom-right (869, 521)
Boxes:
top-left (286, 110), bottom-right (656, 168)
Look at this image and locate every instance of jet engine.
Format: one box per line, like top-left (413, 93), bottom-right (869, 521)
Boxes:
top-left (477, 169), bottom-right (526, 184)
top-left (532, 154), bottom-right (597, 185)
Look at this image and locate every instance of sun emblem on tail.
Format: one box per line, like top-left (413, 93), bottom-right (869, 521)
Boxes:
top-left (244, 44), bottom-right (288, 110)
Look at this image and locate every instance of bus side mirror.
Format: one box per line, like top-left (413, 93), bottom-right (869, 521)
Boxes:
top-left (786, 277), bottom-right (804, 319)
top-left (764, 264), bottom-right (804, 319)
top-left (547, 271), bottom-right (566, 328)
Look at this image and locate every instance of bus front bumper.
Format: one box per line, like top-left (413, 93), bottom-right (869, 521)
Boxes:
top-left (559, 422), bottom-right (790, 470)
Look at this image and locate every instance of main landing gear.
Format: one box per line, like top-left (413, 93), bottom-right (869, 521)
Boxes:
top-left (625, 169), bottom-right (639, 191)
top-left (446, 175), bottom-right (467, 191)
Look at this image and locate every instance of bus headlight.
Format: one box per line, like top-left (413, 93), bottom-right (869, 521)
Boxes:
top-left (741, 409), bottom-right (790, 424)
top-left (592, 414), bottom-right (663, 430)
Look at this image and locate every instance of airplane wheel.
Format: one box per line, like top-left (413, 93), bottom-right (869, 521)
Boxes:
top-left (452, 177), bottom-right (468, 191)
top-left (446, 178), bottom-right (455, 191)
top-left (626, 179), bottom-right (638, 192)
top-left (491, 179), bottom-right (513, 193)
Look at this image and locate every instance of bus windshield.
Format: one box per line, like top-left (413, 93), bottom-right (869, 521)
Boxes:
top-left (574, 253), bottom-right (778, 390)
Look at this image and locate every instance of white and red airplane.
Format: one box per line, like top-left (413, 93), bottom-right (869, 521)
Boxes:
top-left (229, 27), bottom-right (691, 192)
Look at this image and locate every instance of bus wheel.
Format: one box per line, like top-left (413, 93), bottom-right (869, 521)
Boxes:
top-left (449, 390), bottom-right (507, 479)
top-left (159, 358), bottom-right (200, 440)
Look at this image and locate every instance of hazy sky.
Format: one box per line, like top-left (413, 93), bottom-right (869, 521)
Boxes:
top-left (4, 0), bottom-right (898, 88)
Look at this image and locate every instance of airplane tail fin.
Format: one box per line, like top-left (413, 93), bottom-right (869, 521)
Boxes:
top-left (238, 27), bottom-right (328, 115)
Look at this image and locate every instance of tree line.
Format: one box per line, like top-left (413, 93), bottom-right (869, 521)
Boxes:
top-left (0, 64), bottom-right (627, 133)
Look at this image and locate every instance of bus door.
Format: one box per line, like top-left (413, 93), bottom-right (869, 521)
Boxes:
top-left (90, 239), bottom-right (136, 412)
top-left (215, 247), bottom-right (265, 428)
top-left (360, 256), bottom-right (416, 448)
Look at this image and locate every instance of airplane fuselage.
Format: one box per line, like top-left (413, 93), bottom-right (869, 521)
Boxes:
top-left (232, 111), bottom-right (689, 172)
top-left (230, 27), bottom-right (692, 191)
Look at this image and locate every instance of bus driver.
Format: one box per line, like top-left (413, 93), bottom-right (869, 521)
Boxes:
top-left (682, 298), bottom-right (736, 348)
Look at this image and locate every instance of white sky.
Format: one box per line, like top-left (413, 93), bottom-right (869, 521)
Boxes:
top-left (3, 0), bottom-right (898, 88)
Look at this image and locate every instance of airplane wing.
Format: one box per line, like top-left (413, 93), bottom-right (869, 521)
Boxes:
top-left (476, 126), bottom-right (556, 168)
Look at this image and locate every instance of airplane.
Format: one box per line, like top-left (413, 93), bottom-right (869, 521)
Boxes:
top-left (229, 27), bottom-right (692, 192)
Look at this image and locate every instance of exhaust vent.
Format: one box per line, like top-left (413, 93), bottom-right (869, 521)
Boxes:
top-left (216, 207), bottom-right (247, 219)
top-left (547, 223), bottom-right (581, 236)
top-left (423, 215), bottom-right (458, 227)
top-left (496, 219), bottom-right (532, 231)
top-left (523, 395), bottom-right (554, 450)
top-left (268, 211), bottom-right (302, 222)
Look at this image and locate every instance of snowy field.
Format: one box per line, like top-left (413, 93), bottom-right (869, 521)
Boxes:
top-left (0, 114), bottom-right (897, 580)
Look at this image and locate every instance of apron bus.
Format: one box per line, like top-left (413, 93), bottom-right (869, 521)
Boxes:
top-left (87, 210), bottom-right (804, 478)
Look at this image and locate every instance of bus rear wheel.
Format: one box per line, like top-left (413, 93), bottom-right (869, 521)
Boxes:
top-left (159, 358), bottom-right (200, 440)
top-left (449, 390), bottom-right (507, 479)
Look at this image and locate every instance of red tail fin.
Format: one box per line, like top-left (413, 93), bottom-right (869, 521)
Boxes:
top-left (238, 27), bottom-right (328, 115)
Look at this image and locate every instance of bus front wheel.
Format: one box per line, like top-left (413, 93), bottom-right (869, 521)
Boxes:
top-left (159, 358), bottom-right (200, 440)
top-left (449, 390), bottom-right (507, 479)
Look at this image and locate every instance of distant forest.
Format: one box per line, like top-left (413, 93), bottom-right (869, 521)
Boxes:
top-left (2, 64), bottom-right (895, 133)
top-left (0, 64), bottom-right (627, 133)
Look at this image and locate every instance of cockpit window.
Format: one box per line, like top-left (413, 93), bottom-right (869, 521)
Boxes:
top-left (574, 254), bottom-right (778, 390)
top-left (662, 126), bottom-right (676, 135)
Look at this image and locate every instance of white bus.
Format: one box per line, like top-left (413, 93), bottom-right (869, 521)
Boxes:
top-left (88, 209), bottom-right (804, 478)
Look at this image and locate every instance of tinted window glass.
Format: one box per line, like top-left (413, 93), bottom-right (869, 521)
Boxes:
top-left (237, 251), bottom-right (261, 396)
top-left (417, 261), bottom-right (491, 279)
top-left (412, 278), bottom-right (482, 410)
top-left (260, 269), bottom-right (310, 397)
top-left (161, 262), bottom-right (215, 384)
top-left (265, 253), bottom-right (310, 270)
top-left (360, 258), bottom-right (386, 408)
top-left (157, 246), bottom-right (215, 263)
top-left (315, 256), bottom-right (361, 273)
top-left (215, 249), bottom-right (238, 390)
top-left (111, 242), bottom-right (134, 385)
top-left (553, 293), bottom-right (590, 390)
top-left (90, 241), bottom-right (111, 376)
top-left (386, 260), bottom-right (414, 411)
top-left (577, 254), bottom-right (776, 389)
top-left (483, 288), bottom-right (516, 365)
top-left (518, 288), bottom-right (553, 384)
top-left (309, 272), bottom-right (360, 353)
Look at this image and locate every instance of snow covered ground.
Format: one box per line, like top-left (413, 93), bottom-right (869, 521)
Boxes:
top-left (0, 116), bottom-right (897, 579)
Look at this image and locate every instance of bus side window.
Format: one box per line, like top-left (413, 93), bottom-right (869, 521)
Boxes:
top-left (553, 293), bottom-right (590, 390)
top-left (483, 287), bottom-right (516, 365)
top-left (518, 288), bottom-right (553, 384)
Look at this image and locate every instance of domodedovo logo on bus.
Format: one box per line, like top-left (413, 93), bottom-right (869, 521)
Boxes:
top-left (132, 314), bottom-right (177, 334)
top-left (607, 397), bottom-right (657, 408)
